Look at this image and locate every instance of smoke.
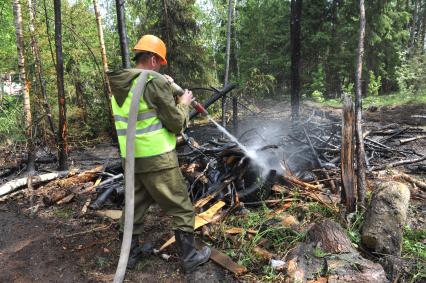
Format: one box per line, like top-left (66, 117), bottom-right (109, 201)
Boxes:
top-left (235, 117), bottom-right (318, 178)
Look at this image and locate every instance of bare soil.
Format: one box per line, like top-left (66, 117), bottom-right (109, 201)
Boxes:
top-left (0, 100), bottom-right (425, 282)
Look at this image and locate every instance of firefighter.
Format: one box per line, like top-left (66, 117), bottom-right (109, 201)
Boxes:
top-left (108, 34), bottom-right (211, 272)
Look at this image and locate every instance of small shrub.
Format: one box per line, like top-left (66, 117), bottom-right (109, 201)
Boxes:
top-left (368, 70), bottom-right (381, 96)
top-left (310, 90), bottom-right (325, 102)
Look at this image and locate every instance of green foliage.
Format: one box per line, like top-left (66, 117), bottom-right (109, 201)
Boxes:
top-left (313, 246), bottom-right (329, 258)
top-left (310, 65), bottom-right (325, 94)
top-left (223, 205), bottom-right (305, 274)
top-left (0, 0), bottom-right (425, 143)
top-left (235, 0), bottom-right (290, 90)
top-left (95, 256), bottom-right (110, 269)
top-left (0, 2), bottom-right (17, 73)
top-left (342, 81), bottom-right (355, 96)
top-left (346, 211), bottom-right (365, 247)
top-left (310, 90), bottom-right (325, 103)
top-left (368, 70), bottom-right (381, 96)
top-left (396, 52), bottom-right (426, 95)
top-left (0, 96), bottom-right (25, 142)
top-left (323, 90), bottom-right (426, 108)
top-left (52, 206), bottom-right (73, 219)
top-left (242, 68), bottom-right (276, 97)
top-left (126, 0), bottom-right (215, 87)
top-left (306, 202), bottom-right (334, 219)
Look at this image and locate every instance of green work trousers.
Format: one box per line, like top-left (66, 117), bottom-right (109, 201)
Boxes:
top-left (119, 167), bottom-right (195, 234)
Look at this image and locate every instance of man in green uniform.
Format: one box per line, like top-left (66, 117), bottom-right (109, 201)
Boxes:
top-left (108, 35), bottom-right (211, 272)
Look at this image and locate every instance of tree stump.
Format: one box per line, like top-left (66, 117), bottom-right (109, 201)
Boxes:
top-left (361, 181), bottom-right (410, 256)
top-left (285, 219), bottom-right (388, 282)
top-left (307, 219), bottom-right (354, 253)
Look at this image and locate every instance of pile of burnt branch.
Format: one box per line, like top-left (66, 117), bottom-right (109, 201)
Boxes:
top-left (176, 109), bottom-right (426, 209)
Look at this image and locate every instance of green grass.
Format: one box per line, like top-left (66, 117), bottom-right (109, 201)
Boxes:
top-left (399, 226), bottom-right (425, 282)
top-left (216, 203), bottom-right (307, 277)
top-left (52, 207), bottom-right (74, 219)
top-left (321, 90), bottom-right (426, 109)
top-left (402, 226), bottom-right (426, 260)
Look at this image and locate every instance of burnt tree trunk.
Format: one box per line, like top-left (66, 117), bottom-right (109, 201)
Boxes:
top-left (115, 0), bottom-right (130, 69)
top-left (355, 0), bottom-right (367, 208)
top-left (341, 95), bottom-right (356, 212)
top-left (28, 0), bottom-right (56, 141)
top-left (290, 0), bottom-right (302, 121)
top-left (222, 0), bottom-right (233, 129)
top-left (12, 0), bottom-right (35, 173)
top-left (54, 0), bottom-right (68, 170)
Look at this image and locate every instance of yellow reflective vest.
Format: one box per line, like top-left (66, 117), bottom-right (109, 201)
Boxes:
top-left (111, 73), bottom-right (176, 158)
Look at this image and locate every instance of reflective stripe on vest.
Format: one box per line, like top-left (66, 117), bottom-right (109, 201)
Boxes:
top-left (111, 73), bottom-right (176, 158)
top-left (113, 110), bottom-right (157, 123)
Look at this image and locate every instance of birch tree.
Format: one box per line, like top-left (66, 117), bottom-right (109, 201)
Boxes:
top-left (12, 0), bottom-right (35, 172)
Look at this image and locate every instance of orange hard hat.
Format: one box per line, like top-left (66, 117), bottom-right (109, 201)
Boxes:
top-left (133, 35), bottom-right (167, 65)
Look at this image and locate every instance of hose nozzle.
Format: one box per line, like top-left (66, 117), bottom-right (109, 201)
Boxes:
top-left (167, 76), bottom-right (208, 116)
top-left (191, 101), bottom-right (208, 116)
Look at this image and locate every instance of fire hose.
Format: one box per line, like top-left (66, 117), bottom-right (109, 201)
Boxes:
top-left (113, 70), bottom-right (211, 283)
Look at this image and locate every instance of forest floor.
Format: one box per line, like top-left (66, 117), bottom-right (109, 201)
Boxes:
top-left (0, 99), bottom-right (425, 283)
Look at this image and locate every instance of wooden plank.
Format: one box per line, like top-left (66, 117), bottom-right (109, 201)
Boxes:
top-left (159, 201), bottom-right (225, 251)
top-left (195, 240), bottom-right (247, 275)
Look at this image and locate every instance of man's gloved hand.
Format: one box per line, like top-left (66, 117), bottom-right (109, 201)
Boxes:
top-left (178, 89), bottom-right (194, 106)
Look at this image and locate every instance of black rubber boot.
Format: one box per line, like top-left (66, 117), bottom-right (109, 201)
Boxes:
top-left (119, 233), bottom-right (153, 270)
top-left (174, 230), bottom-right (211, 273)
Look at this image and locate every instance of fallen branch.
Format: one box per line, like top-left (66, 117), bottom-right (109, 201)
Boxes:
top-left (399, 135), bottom-right (426, 144)
top-left (0, 171), bottom-right (69, 197)
top-left (392, 171), bottom-right (426, 191)
top-left (370, 156), bottom-right (426, 171)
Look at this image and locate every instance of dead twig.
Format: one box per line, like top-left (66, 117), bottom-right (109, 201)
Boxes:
top-left (61, 224), bottom-right (113, 238)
